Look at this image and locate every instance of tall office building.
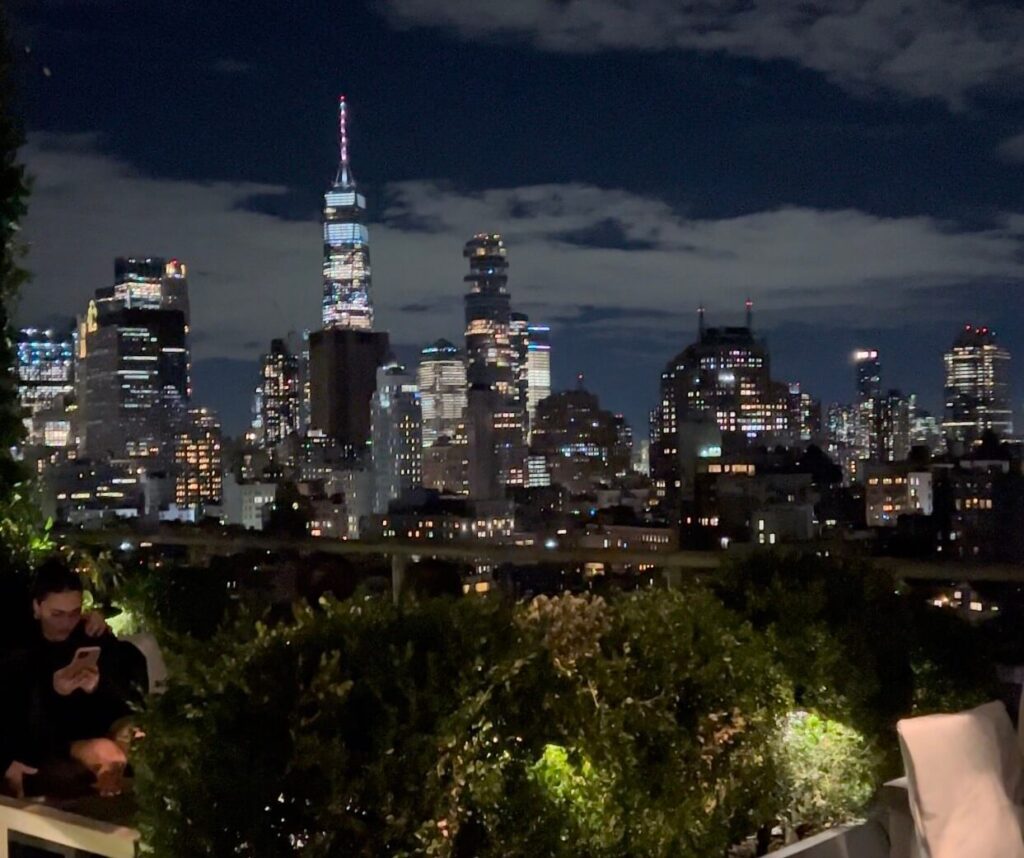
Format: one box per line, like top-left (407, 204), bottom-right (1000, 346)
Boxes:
top-left (525, 323), bottom-right (552, 425)
top-left (510, 312), bottom-right (530, 407)
top-left (310, 97), bottom-right (390, 456)
top-left (293, 330), bottom-right (312, 432)
top-left (94, 257), bottom-right (190, 321)
top-left (77, 259), bottom-right (190, 462)
top-left (877, 389), bottom-right (911, 463)
top-left (252, 338), bottom-right (303, 448)
top-left (651, 304), bottom-right (789, 491)
top-left (417, 339), bottom-right (467, 448)
top-left (16, 328), bottom-right (75, 448)
top-left (322, 96), bottom-right (373, 331)
top-left (909, 396), bottom-right (944, 454)
top-left (826, 403), bottom-right (859, 482)
top-left (530, 385), bottom-right (632, 494)
top-left (463, 234), bottom-right (513, 397)
top-left (310, 327), bottom-right (390, 457)
top-left (787, 382), bottom-right (821, 443)
top-left (943, 324), bottom-right (1013, 444)
top-left (175, 407), bottom-right (223, 510)
top-left (464, 386), bottom-right (501, 500)
top-left (371, 361), bottom-right (422, 513)
top-left (853, 349), bottom-right (881, 461)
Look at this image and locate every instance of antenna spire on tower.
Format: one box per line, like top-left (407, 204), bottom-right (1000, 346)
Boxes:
top-left (336, 94), bottom-right (354, 188)
top-left (745, 297), bottom-right (753, 331)
top-left (698, 303), bottom-right (706, 338)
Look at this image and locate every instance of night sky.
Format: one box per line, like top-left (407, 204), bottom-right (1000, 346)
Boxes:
top-left (12, 0), bottom-right (1024, 435)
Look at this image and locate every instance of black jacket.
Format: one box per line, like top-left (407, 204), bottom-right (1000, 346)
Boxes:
top-left (1, 624), bottom-right (147, 770)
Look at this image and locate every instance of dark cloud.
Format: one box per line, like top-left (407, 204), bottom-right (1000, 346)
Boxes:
top-left (235, 191), bottom-right (320, 222)
top-left (556, 218), bottom-right (659, 251)
top-left (997, 132), bottom-right (1024, 163)
top-left (379, 211), bottom-right (448, 234)
top-left (380, 0), bottom-right (1024, 108)
top-left (549, 305), bottom-right (683, 326)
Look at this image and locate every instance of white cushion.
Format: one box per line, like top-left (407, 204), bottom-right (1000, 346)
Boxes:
top-left (898, 701), bottom-right (1024, 858)
top-left (124, 631), bottom-right (168, 694)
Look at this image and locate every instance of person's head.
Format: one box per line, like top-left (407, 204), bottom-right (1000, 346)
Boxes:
top-left (31, 558), bottom-right (85, 641)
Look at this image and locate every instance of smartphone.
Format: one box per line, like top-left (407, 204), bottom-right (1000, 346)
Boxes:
top-left (69, 646), bottom-right (101, 675)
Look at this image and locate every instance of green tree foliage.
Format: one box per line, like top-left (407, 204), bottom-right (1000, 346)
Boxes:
top-left (715, 551), bottom-right (915, 740)
top-left (908, 599), bottom-right (999, 715)
top-left (134, 591), bottom-right (791, 858)
top-left (130, 551), bottom-right (1003, 854)
top-left (714, 550), bottom-right (1001, 790)
top-left (0, 9), bottom-right (49, 578)
top-left (0, 9), bottom-right (27, 477)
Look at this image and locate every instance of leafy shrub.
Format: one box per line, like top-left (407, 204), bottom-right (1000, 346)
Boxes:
top-left (775, 711), bottom-right (879, 836)
top-left (0, 484), bottom-right (53, 577)
top-left (135, 590), bottom-right (790, 858)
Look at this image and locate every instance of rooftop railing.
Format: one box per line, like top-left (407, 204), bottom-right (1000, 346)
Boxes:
top-left (0, 796), bottom-right (138, 858)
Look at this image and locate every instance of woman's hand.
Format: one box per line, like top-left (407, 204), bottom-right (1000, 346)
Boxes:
top-left (82, 610), bottom-right (110, 638)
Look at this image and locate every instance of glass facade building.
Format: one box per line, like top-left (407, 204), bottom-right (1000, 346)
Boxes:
top-left (253, 337), bottom-right (303, 448)
top-left (175, 407), bottom-right (223, 509)
top-left (463, 234), bottom-right (513, 397)
top-left (371, 362), bottom-right (422, 513)
top-left (96, 257), bottom-right (190, 321)
top-left (525, 323), bottom-right (552, 427)
top-left (417, 339), bottom-right (468, 448)
top-left (16, 328), bottom-right (75, 448)
top-left (853, 348), bottom-right (881, 461)
top-left (322, 96), bottom-right (373, 331)
top-left (510, 312), bottom-right (530, 407)
top-left (77, 259), bottom-right (191, 462)
top-left (651, 309), bottom-right (790, 497)
top-left (943, 325), bottom-right (1012, 444)
top-left (530, 387), bottom-right (632, 494)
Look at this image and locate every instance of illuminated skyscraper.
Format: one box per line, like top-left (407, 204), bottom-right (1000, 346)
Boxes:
top-left (417, 339), bottom-right (467, 448)
top-left (944, 324), bottom-right (1012, 444)
top-left (322, 96), bottom-right (373, 330)
top-left (651, 304), bottom-right (790, 500)
top-left (463, 234), bottom-right (513, 397)
top-left (77, 258), bottom-right (190, 462)
top-left (826, 402), bottom-right (858, 482)
top-left (175, 407), bottom-right (223, 510)
top-left (97, 257), bottom-right (190, 321)
top-left (252, 338), bottom-right (303, 448)
top-left (878, 389), bottom-right (911, 463)
top-left (510, 312), bottom-right (530, 407)
top-left (371, 361), bottom-right (422, 512)
top-left (853, 349), bottom-right (881, 461)
top-left (17, 328), bottom-right (75, 448)
top-left (525, 323), bottom-right (551, 425)
top-left (786, 382), bottom-right (821, 443)
top-left (530, 385), bottom-right (632, 494)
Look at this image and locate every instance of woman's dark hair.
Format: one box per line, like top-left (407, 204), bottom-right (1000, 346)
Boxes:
top-left (31, 558), bottom-right (84, 602)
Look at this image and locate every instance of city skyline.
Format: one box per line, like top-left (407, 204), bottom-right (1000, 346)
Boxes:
top-left (13, 0), bottom-right (1024, 434)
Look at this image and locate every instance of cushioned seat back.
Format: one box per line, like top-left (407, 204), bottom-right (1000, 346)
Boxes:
top-left (898, 701), bottom-right (1024, 858)
top-left (123, 631), bottom-right (168, 694)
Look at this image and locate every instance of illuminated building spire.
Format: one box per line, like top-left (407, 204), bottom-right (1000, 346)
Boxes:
top-left (322, 95), bottom-right (373, 330)
top-left (745, 298), bottom-right (753, 330)
top-left (336, 95), bottom-right (355, 189)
